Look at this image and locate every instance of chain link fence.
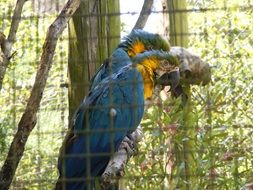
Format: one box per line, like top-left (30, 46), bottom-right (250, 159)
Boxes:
top-left (0, 0), bottom-right (252, 189)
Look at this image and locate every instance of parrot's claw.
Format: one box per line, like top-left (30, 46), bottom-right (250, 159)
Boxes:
top-left (121, 136), bottom-right (135, 156)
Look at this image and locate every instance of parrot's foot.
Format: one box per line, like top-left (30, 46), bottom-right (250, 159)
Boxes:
top-left (120, 135), bottom-right (136, 156)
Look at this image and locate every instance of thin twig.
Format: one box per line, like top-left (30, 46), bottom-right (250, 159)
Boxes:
top-left (0, 0), bottom-right (80, 189)
top-left (0, 0), bottom-right (27, 91)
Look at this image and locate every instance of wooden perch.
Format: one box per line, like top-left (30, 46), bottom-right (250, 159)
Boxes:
top-left (100, 126), bottom-right (143, 189)
top-left (0, 0), bottom-right (80, 189)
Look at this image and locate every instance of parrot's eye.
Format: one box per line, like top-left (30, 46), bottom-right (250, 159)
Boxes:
top-left (160, 60), bottom-right (169, 69)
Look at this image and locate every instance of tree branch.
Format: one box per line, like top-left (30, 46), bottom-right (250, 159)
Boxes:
top-left (0, 0), bottom-right (80, 189)
top-left (0, 0), bottom-right (27, 91)
top-left (0, 33), bottom-right (8, 91)
top-left (133, 0), bottom-right (154, 30)
top-left (100, 126), bottom-right (143, 189)
top-left (6, 0), bottom-right (26, 55)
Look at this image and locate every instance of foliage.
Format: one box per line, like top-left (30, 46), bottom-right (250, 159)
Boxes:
top-left (0, 0), bottom-right (252, 189)
top-left (187, 0), bottom-right (253, 188)
top-left (0, 1), bottom-right (68, 189)
top-left (124, 0), bottom-right (253, 189)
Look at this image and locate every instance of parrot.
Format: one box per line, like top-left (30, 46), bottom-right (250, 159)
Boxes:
top-left (90, 29), bottom-right (171, 90)
top-left (55, 49), bottom-right (179, 190)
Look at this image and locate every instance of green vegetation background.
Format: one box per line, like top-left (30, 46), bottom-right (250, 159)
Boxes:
top-left (0, 0), bottom-right (252, 189)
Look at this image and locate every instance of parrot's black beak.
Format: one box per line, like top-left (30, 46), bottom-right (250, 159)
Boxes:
top-left (156, 70), bottom-right (187, 99)
top-left (155, 70), bottom-right (180, 90)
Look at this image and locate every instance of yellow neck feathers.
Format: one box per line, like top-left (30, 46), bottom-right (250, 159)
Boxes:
top-left (136, 58), bottom-right (159, 99)
top-left (127, 41), bottom-right (161, 99)
top-left (127, 41), bottom-right (145, 57)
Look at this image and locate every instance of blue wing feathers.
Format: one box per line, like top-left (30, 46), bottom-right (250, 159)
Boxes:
top-left (90, 48), bottom-right (131, 90)
top-left (61, 64), bottom-right (145, 189)
top-left (58, 30), bottom-right (168, 190)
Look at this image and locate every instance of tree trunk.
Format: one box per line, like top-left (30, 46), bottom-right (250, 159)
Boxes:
top-left (0, 1), bottom-right (80, 189)
top-left (167, 0), bottom-right (188, 47)
top-left (68, 0), bottom-right (120, 120)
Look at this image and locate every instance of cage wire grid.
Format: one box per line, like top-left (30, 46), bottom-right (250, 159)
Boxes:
top-left (0, 0), bottom-right (252, 189)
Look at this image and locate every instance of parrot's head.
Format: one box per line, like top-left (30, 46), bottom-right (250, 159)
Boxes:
top-left (118, 29), bottom-right (170, 58)
top-left (133, 50), bottom-right (180, 99)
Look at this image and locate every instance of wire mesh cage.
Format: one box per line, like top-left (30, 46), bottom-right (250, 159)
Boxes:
top-left (0, 0), bottom-right (252, 189)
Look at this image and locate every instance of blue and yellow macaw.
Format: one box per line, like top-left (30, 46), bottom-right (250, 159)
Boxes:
top-left (90, 29), bottom-right (170, 90)
top-left (56, 49), bottom-right (179, 190)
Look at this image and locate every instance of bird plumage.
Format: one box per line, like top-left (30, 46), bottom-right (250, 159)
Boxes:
top-left (90, 30), bottom-right (170, 90)
top-left (118, 29), bottom-right (170, 57)
top-left (56, 32), bottom-right (179, 190)
top-left (133, 50), bottom-right (179, 99)
top-left (56, 49), bottom-right (143, 190)
top-left (90, 48), bottom-right (130, 90)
